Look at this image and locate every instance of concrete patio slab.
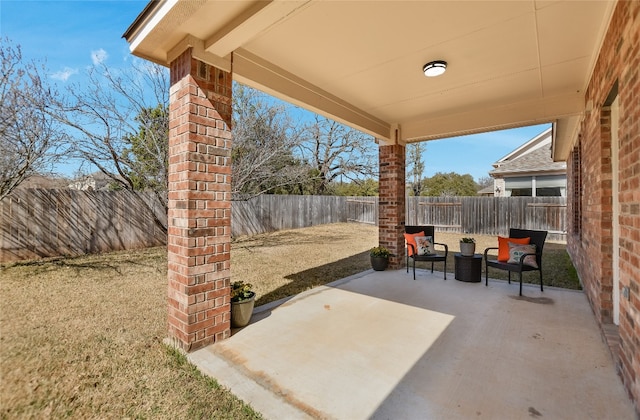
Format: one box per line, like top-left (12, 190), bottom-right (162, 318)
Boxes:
top-left (188, 269), bottom-right (637, 420)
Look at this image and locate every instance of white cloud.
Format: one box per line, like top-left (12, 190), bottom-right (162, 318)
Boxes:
top-left (91, 48), bottom-right (108, 65)
top-left (50, 67), bottom-right (79, 81)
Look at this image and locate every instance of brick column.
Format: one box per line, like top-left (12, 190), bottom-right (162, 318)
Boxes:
top-left (379, 144), bottom-right (406, 269)
top-left (166, 49), bottom-right (232, 351)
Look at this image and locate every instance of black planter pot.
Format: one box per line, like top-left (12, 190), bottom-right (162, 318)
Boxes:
top-left (371, 256), bottom-right (389, 271)
top-left (231, 293), bottom-right (256, 328)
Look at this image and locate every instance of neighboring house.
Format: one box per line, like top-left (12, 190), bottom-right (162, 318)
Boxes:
top-left (476, 185), bottom-right (494, 197)
top-left (68, 173), bottom-right (116, 191)
top-left (489, 128), bottom-right (566, 197)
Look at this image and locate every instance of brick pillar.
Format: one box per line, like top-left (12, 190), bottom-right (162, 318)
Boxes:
top-left (166, 49), bottom-right (233, 352)
top-left (379, 144), bottom-right (406, 269)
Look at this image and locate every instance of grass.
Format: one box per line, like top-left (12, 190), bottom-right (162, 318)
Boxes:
top-left (0, 248), bottom-right (262, 419)
top-left (0, 223), bottom-right (579, 418)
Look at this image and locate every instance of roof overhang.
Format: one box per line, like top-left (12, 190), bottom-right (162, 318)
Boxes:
top-left (124, 0), bottom-right (616, 160)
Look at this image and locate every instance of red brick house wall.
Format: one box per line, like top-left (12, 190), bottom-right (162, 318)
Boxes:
top-left (567, 0), bottom-right (640, 411)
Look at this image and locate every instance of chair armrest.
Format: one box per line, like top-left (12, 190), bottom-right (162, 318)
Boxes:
top-left (434, 242), bottom-right (448, 255)
top-left (484, 247), bottom-right (498, 259)
top-left (518, 252), bottom-right (539, 266)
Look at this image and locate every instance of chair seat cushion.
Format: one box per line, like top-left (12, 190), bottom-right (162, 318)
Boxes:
top-left (486, 259), bottom-right (538, 272)
top-left (411, 252), bottom-right (446, 261)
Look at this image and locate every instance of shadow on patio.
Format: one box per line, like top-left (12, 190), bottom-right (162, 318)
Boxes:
top-left (188, 269), bottom-right (635, 420)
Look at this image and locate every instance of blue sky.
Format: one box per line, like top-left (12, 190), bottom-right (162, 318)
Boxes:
top-left (1, 0), bottom-right (550, 181)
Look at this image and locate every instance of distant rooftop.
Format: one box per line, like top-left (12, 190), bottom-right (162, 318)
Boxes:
top-left (490, 128), bottom-right (566, 176)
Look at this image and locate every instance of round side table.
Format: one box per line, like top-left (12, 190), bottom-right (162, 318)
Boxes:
top-left (454, 253), bottom-right (482, 282)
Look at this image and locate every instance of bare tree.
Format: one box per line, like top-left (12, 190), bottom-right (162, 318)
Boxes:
top-left (0, 38), bottom-right (66, 201)
top-left (477, 175), bottom-right (494, 190)
top-left (52, 59), bottom-right (169, 229)
top-left (231, 84), bottom-right (308, 198)
top-left (298, 115), bottom-right (377, 195)
top-left (406, 142), bottom-right (426, 196)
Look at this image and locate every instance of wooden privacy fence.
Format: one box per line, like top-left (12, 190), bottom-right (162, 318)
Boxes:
top-left (0, 189), bottom-right (166, 262)
top-left (231, 195), bottom-right (347, 236)
top-left (346, 196), bottom-right (566, 241)
top-left (408, 196), bottom-right (566, 241)
top-left (1, 191), bottom-right (566, 262)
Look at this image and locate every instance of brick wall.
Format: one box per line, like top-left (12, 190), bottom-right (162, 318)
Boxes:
top-left (166, 49), bottom-right (233, 351)
top-left (567, 0), bottom-right (640, 412)
top-left (378, 144), bottom-right (406, 268)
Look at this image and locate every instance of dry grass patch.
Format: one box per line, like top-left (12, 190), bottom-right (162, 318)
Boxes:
top-left (0, 248), bottom-right (261, 419)
top-left (0, 222), bottom-right (579, 418)
top-left (232, 223), bottom-right (378, 305)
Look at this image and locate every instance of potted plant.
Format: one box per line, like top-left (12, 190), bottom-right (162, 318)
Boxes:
top-left (230, 281), bottom-right (255, 328)
top-left (370, 246), bottom-right (390, 271)
top-left (460, 237), bottom-right (476, 256)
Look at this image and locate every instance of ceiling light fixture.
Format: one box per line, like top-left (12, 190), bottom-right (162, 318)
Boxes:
top-left (423, 60), bottom-right (447, 77)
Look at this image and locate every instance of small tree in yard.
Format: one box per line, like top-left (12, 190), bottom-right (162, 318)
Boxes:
top-left (407, 142), bottom-right (426, 196)
top-left (121, 104), bottom-right (169, 205)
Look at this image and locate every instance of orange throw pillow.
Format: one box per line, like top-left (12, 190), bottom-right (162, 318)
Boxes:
top-left (404, 231), bottom-right (425, 256)
top-left (498, 236), bottom-right (530, 261)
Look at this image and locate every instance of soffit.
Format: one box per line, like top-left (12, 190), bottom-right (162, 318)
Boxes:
top-left (125, 0), bottom-right (615, 159)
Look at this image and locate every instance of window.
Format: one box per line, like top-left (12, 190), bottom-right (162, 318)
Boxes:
top-left (535, 175), bottom-right (566, 197)
top-left (505, 175), bottom-right (566, 197)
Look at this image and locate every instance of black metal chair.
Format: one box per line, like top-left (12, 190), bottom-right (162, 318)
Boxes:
top-left (405, 225), bottom-right (448, 280)
top-left (484, 228), bottom-right (548, 296)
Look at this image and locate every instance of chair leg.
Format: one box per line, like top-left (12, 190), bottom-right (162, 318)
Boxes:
top-left (443, 259), bottom-right (447, 280)
top-left (431, 262), bottom-right (434, 273)
top-left (508, 271), bottom-right (511, 284)
top-left (406, 255), bottom-right (409, 273)
top-left (539, 269), bottom-right (544, 292)
top-left (413, 258), bottom-right (416, 280)
top-left (519, 272), bottom-right (523, 296)
top-left (485, 262), bottom-right (488, 286)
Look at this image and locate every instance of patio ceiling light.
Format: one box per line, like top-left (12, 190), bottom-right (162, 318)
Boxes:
top-left (423, 60), bottom-right (447, 77)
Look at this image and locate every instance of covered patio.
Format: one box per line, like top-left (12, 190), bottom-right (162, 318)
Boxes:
top-left (122, 0), bottom-right (616, 350)
top-left (123, 0), bottom-right (640, 413)
top-left (189, 270), bottom-right (636, 419)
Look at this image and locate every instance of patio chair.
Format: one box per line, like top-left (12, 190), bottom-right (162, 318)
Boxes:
top-left (405, 225), bottom-right (448, 280)
top-left (483, 228), bottom-right (548, 296)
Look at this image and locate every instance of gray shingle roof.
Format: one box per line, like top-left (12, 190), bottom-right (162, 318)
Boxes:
top-left (490, 146), bottom-right (566, 175)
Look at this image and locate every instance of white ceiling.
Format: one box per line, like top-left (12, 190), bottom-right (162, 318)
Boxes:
top-left (124, 0), bottom-right (616, 160)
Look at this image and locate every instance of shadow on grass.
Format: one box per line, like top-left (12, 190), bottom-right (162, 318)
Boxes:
top-left (233, 227), bottom-right (356, 251)
top-left (0, 247), bottom-right (166, 277)
top-left (1, 255), bottom-right (122, 276)
top-left (254, 251), bottom-right (372, 307)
